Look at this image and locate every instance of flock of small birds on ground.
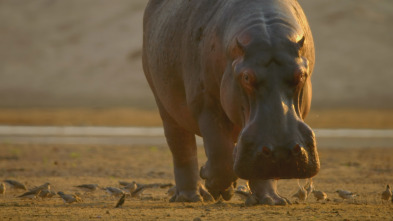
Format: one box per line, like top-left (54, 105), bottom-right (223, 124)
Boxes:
top-left (233, 179), bottom-right (392, 205)
top-left (0, 179), bottom-right (392, 207)
top-left (0, 179), bottom-right (173, 208)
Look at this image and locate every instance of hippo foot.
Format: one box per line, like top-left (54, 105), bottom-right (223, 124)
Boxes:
top-left (169, 184), bottom-right (214, 202)
top-left (246, 179), bottom-right (291, 206)
top-left (206, 183), bottom-right (235, 201)
top-left (200, 164), bottom-right (237, 201)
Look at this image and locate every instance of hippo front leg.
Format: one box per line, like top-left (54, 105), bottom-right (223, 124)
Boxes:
top-left (246, 179), bottom-right (291, 206)
top-left (159, 106), bottom-right (214, 202)
top-left (198, 108), bottom-right (238, 200)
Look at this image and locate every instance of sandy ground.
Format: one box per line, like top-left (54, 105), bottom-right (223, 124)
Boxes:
top-left (0, 144), bottom-right (393, 220)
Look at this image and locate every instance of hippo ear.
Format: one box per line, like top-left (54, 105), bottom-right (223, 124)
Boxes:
top-left (236, 37), bottom-right (246, 52)
top-left (297, 36), bottom-right (305, 48)
top-left (237, 31), bottom-right (252, 50)
top-left (230, 37), bottom-right (245, 57)
top-left (232, 31), bottom-right (252, 57)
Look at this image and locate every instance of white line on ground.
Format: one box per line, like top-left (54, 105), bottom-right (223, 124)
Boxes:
top-left (0, 126), bottom-right (392, 147)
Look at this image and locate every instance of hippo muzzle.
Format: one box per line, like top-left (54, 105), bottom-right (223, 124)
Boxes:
top-left (233, 120), bottom-right (320, 180)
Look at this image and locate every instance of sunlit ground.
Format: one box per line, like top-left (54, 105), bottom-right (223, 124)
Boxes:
top-left (0, 144), bottom-right (392, 220)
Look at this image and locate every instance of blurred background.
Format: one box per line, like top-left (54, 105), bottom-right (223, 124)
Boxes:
top-left (0, 0), bottom-right (392, 128)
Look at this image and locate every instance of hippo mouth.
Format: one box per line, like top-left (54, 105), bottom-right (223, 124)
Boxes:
top-left (233, 140), bottom-right (320, 180)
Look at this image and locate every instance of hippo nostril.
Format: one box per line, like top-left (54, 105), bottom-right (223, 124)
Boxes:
top-left (262, 146), bottom-right (271, 156)
top-left (292, 144), bottom-right (302, 155)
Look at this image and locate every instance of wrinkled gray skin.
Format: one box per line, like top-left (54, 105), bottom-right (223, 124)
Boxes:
top-left (142, 0), bottom-right (319, 205)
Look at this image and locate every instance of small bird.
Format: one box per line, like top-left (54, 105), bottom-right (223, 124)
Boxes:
top-left (336, 190), bottom-right (357, 200)
top-left (234, 190), bottom-right (251, 200)
top-left (38, 189), bottom-right (57, 199)
top-left (166, 186), bottom-right (176, 197)
top-left (29, 182), bottom-right (50, 192)
top-left (19, 182), bottom-right (50, 199)
top-left (130, 183), bottom-right (170, 198)
top-left (312, 190), bottom-right (327, 201)
top-left (234, 183), bottom-right (251, 200)
top-left (139, 183), bottom-right (171, 189)
top-left (74, 184), bottom-right (99, 192)
top-left (156, 183), bottom-right (174, 189)
top-left (119, 181), bottom-right (145, 189)
top-left (57, 191), bottom-right (82, 204)
top-left (115, 194), bottom-right (126, 208)
top-left (381, 184), bottom-right (392, 201)
top-left (305, 179), bottom-right (314, 196)
top-left (293, 186), bottom-right (307, 201)
top-left (103, 187), bottom-right (124, 197)
top-left (292, 180), bottom-right (307, 201)
top-left (3, 179), bottom-right (27, 190)
top-left (237, 183), bottom-right (250, 193)
top-left (131, 185), bottom-right (147, 198)
top-left (121, 182), bottom-right (137, 193)
top-left (119, 181), bottom-right (135, 187)
top-left (18, 190), bottom-right (42, 199)
top-left (0, 182), bottom-right (6, 196)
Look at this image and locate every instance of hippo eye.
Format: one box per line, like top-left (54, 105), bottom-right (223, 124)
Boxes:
top-left (240, 71), bottom-right (255, 90)
top-left (243, 73), bottom-right (250, 83)
top-left (291, 69), bottom-right (307, 87)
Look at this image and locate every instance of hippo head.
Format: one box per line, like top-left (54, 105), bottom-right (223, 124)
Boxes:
top-left (221, 27), bottom-right (319, 180)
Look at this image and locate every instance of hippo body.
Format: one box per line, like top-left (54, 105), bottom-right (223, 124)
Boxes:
top-left (143, 0), bottom-right (319, 204)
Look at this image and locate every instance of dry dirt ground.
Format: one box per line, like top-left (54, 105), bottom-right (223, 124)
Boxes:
top-left (1, 144), bottom-right (393, 220)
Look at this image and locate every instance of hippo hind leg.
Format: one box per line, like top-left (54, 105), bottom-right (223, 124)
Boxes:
top-left (158, 103), bottom-right (213, 202)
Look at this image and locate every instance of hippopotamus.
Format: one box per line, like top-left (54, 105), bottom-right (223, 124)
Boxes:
top-left (142, 0), bottom-right (319, 205)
